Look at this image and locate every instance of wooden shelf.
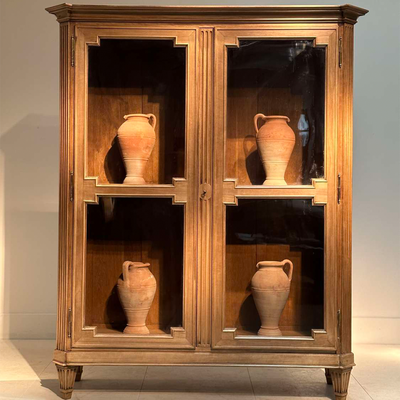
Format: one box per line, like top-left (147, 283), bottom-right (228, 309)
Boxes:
top-left (94, 324), bottom-right (174, 336)
top-left (234, 328), bottom-right (310, 338)
top-left (83, 177), bottom-right (188, 204)
top-left (223, 179), bottom-right (327, 205)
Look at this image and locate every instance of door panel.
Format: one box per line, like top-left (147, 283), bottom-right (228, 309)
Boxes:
top-left (212, 26), bottom-right (338, 351)
top-left (72, 26), bottom-right (197, 349)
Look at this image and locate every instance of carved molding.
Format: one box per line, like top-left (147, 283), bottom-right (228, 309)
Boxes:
top-left (56, 23), bottom-right (72, 353)
top-left (83, 177), bottom-right (188, 204)
top-left (197, 27), bottom-right (214, 347)
top-left (220, 327), bottom-right (330, 346)
top-left (219, 29), bottom-right (335, 48)
top-left (222, 178), bottom-right (328, 206)
top-left (81, 324), bottom-right (186, 340)
top-left (312, 179), bottom-right (329, 205)
top-left (76, 26), bottom-right (195, 48)
top-left (46, 4), bottom-right (368, 25)
top-left (73, 323), bottom-right (194, 349)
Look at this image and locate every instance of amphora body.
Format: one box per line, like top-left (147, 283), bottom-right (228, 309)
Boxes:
top-left (254, 114), bottom-right (295, 185)
top-left (117, 261), bottom-right (156, 334)
top-left (251, 259), bottom-right (293, 336)
top-left (117, 114), bottom-right (156, 184)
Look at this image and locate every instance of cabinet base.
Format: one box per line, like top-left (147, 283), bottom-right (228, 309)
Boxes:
top-left (54, 349), bottom-right (354, 367)
top-left (54, 354), bottom-right (353, 399)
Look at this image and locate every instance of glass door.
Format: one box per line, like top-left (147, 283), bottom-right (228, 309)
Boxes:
top-left (212, 27), bottom-right (338, 351)
top-left (72, 26), bottom-right (197, 349)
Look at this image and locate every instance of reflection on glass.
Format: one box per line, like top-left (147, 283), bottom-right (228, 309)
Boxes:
top-left (87, 39), bottom-right (186, 184)
top-left (85, 197), bottom-right (184, 334)
top-left (226, 40), bottom-right (325, 185)
top-left (298, 110), bottom-right (310, 147)
top-left (225, 199), bottom-right (324, 336)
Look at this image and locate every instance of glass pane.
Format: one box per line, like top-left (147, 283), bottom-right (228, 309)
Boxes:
top-left (87, 39), bottom-right (186, 184)
top-left (85, 197), bottom-right (184, 335)
top-left (226, 40), bottom-right (325, 185)
top-left (225, 199), bottom-right (324, 336)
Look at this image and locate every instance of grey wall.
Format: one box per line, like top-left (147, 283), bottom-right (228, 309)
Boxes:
top-left (0, 0), bottom-right (399, 343)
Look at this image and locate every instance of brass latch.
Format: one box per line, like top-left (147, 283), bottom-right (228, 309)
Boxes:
top-left (69, 171), bottom-right (74, 202)
top-left (71, 36), bottom-right (76, 67)
top-left (68, 308), bottom-right (72, 338)
top-left (338, 37), bottom-right (343, 68)
top-left (200, 183), bottom-right (212, 201)
top-left (337, 174), bottom-right (341, 204)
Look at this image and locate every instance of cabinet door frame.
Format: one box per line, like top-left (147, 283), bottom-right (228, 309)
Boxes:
top-left (211, 25), bottom-right (339, 351)
top-left (71, 24), bottom-right (197, 349)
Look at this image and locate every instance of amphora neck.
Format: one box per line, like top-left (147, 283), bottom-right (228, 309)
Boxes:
top-left (124, 114), bottom-right (150, 123)
top-left (264, 115), bottom-right (290, 123)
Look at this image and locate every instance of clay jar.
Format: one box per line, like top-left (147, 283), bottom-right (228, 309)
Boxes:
top-left (251, 259), bottom-right (293, 336)
top-left (117, 261), bottom-right (156, 334)
top-left (117, 114), bottom-right (156, 184)
top-left (254, 114), bottom-right (295, 185)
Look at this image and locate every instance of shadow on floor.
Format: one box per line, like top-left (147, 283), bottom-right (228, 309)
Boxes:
top-left (40, 366), bottom-right (336, 399)
top-left (40, 378), bottom-right (144, 396)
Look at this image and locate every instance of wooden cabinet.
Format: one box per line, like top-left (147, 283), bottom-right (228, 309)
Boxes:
top-left (47, 4), bottom-right (368, 399)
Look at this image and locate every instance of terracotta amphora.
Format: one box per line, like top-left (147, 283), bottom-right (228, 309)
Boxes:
top-left (254, 114), bottom-right (295, 185)
top-left (117, 114), bottom-right (156, 184)
top-left (117, 261), bottom-right (156, 334)
top-left (251, 259), bottom-right (293, 336)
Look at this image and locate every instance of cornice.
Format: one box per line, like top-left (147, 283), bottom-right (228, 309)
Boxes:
top-left (46, 3), bottom-right (368, 25)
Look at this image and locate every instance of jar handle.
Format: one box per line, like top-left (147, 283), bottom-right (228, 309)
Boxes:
top-left (282, 259), bottom-right (293, 282)
top-left (254, 113), bottom-right (265, 134)
top-left (147, 113), bottom-right (157, 130)
top-left (122, 261), bottom-right (134, 286)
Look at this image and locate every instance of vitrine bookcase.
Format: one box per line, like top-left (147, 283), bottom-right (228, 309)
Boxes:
top-left (47, 4), bottom-right (367, 399)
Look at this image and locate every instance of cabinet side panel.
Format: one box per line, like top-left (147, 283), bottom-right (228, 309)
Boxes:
top-left (56, 23), bottom-right (73, 351)
top-left (338, 23), bottom-right (354, 355)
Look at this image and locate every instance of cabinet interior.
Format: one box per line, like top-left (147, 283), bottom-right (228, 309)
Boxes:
top-left (225, 199), bottom-right (324, 336)
top-left (85, 197), bottom-right (184, 334)
top-left (226, 40), bottom-right (326, 185)
top-left (87, 39), bottom-right (186, 184)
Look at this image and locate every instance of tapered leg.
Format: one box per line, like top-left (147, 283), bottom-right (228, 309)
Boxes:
top-left (330, 368), bottom-right (352, 400)
top-left (75, 366), bottom-right (83, 382)
top-left (56, 365), bottom-right (80, 399)
top-left (325, 368), bottom-right (332, 385)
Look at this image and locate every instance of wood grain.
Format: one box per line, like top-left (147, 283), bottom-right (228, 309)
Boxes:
top-left (338, 23), bottom-right (355, 355)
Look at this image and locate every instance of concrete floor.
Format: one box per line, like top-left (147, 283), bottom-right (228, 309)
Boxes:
top-left (0, 341), bottom-right (399, 399)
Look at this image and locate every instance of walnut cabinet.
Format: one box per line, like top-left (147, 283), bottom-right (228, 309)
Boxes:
top-left (47, 4), bottom-right (367, 399)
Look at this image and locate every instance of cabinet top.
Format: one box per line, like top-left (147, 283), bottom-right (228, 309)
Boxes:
top-left (46, 3), bottom-right (368, 25)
